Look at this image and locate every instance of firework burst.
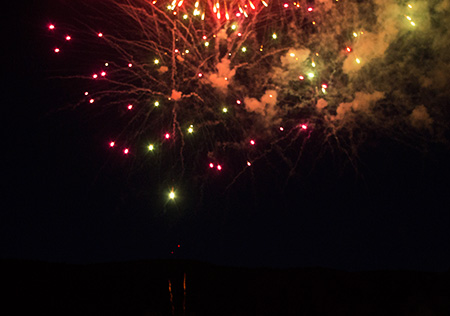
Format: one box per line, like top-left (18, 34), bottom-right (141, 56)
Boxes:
top-left (47, 0), bottom-right (450, 202)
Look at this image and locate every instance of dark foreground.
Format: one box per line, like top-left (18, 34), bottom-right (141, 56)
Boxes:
top-left (2, 259), bottom-right (449, 316)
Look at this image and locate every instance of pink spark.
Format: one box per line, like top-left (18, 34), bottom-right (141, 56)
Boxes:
top-left (123, 148), bottom-right (129, 154)
top-left (283, 3), bottom-right (289, 8)
top-left (202, 35), bottom-right (207, 40)
top-left (217, 164), bottom-right (222, 171)
top-left (65, 35), bottom-right (71, 41)
top-left (237, 32), bottom-right (242, 37)
top-left (92, 74), bottom-right (98, 79)
top-left (198, 73), bottom-right (203, 77)
top-left (127, 104), bottom-right (133, 110)
top-left (346, 46), bottom-right (352, 52)
top-left (100, 71), bottom-right (106, 77)
top-left (165, 133), bottom-right (170, 139)
top-left (128, 63), bottom-right (133, 67)
top-left (109, 141), bottom-right (115, 147)
top-left (280, 126), bottom-right (284, 131)
top-left (250, 139), bottom-right (255, 146)
top-left (236, 12), bottom-right (241, 17)
top-left (307, 7), bottom-right (313, 12)
top-left (89, 99), bottom-right (95, 103)
top-left (209, 162), bottom-right (214, 168)
top-left (321, 83), bottom-right (328, 89)
top-left (54, 48), bottom-right (60, 53)
top-left (84, 92), bottom-right (89, 96)
top-left (299, 75), bottom-right (304, 80)
top-left (98, 32), bottom-right (103, 37)
top-left (247, 161), bottom-right (252, 166)
top-left (174, 49), bottom-right (179, 53)
top-left (48, 24), bottom-right (55, 30)
top-left (301, 124), bottom-right (308, 130)
top-left (236, 100), bottom-right (241, 104)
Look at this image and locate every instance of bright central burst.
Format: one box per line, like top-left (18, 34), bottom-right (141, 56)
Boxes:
top-left (165, 0), bottom-right (269, 20)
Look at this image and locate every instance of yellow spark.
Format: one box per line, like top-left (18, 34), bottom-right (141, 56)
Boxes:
top-left (222, 107), bottom-right (228, 113)
top-left (169, 190), bottom-right (175, 199)
top-left (154, 101), bottom-right (160, 107)
top-left (188, 125), bottom-right (194, 133)
top-left (272, 33), bottom-right (277, 39)
top-left (241, 47), bottom-right (247, 52)
top-left (148, 144), bottom-right (154, 151)
top-left (356, 58), bottom-right (361, 64)
top-left (154, 59), bottom-right (160, 64)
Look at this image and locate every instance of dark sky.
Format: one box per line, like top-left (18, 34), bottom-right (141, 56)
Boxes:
top-left (2, 0), bottom-right (450, 272)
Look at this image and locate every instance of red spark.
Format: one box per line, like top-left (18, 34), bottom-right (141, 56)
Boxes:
top-left (128, 63), bottom-right (133, 67)
top-left (127, 104), bottom-right (133, 110)
top-left (307, 7), bottom-right (313, 12)
top-left (65, 35), bottom-right (71, 41)
top-left (280, 126), bottom-right (284, 131)
top-left (247, 161), bottom-right (252, 166)
top-left (250, 139), bottom-right (255, 146)
top-left (89, 98), bottom-right (95, 103)
top-left (198, 73), bottom-right (203, 77)
top-left (165, 133), bottom-right (170, 139)
top-left (54, 48), bottom-right (60, 53)
top-left (92, 74), bottom-right (98, 79)
top-left (98, 32), bottom-right (103, 37)
top-left (321, 83), bottom-right (328, 89)
top-left (301, 124), bottom-right (308, 130)
top-left (100, 71), bottom-right (106, 77)
top-left (283, 3), bottom-right (289, 8)
top-left (109, 141), bottom-right (115, 147)
top-left (209, 162), bottom-right (214, 168)
top-left (84, 92), bottom-right (89, 95)
top-left (217, 164), bottom-right (222, 171)
top-left (123, 148), bottom-right (129, 154)
top-left (236, 100), bottom-right (242, 104)
top-left (299, 75), bottom-right (304, 80)
top-left (48, 24), bottom-right (55, 30)
top-left (346, 46), bottom-right (352, 52)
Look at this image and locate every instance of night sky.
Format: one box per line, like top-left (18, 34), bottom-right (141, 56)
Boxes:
top-left (3, 0), bottom-right (450, 272)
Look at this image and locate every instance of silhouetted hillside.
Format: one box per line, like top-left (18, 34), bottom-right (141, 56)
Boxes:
top-left (2, 259), bottom-right (449, 315)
